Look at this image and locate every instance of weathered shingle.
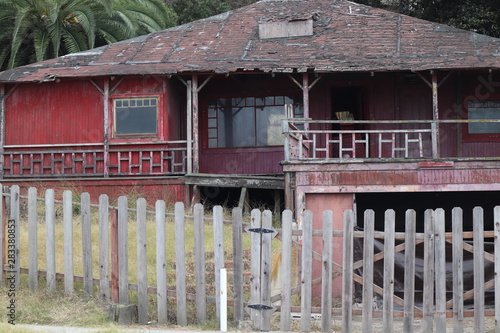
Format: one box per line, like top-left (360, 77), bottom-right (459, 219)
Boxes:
top-left (2, 0), bottom-right (500, 82)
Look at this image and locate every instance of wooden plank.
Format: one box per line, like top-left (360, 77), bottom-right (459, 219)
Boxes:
top-left (81, 192), bottom-right (92, 295)
top-left (155, 200), bottom-right (168, 324)
top-left (10, 185), bottom-right (20, 285)
top-left (63, 190), bottom-right (74, 294)
top-left (260, 210), bottom-right (272, 331)
top-left (28, 187), bottom-right (38, 292)
top-left (193, 203), bottom-right (206, 323)
top-left (452, 207), bottom-right (464, 333)
top-left (110, 209), bottom-right (119, 303)
top-left (192, 75), bottom-right (199, 173)
top-left (249, 209), bottom-right (262, 329)
top-left (362, 210), bottom-right (375, 333)
top-left (321, 210), bottom-right (333, 333)
top-left (118, 196), bottom-right (129, 304)
top-left (280, 210), bottom-right (293, 331)
top-left (473, 207), bottom-right (484, 333)
top-left (495, 206), bottom-right (500, 333)
top-left (342, 210), bottom-right (354, 333)
top-left (186, 80), bottom-right (192, 174)
top-left (423, 209), bottom-right (434, 333)
top-left (175, 202), bottom-right (187, 325)
top-left (301, 210), bottom-right (313, 332)
top-left (383, 210), bottom-right (395, 333)
top-left (232, 207), bottom-right (243, 325)
top-left (403, 209), bottom-right (416, 333)
top-left (0, 184), bottom-right (4, 287)
top-left (136, 198), bottom-right (148, 324)
top-left (98, 194), bottom-right (109, 300)
top-left (434, 208), bottom-right (446, 332)
top-left (213, 205), bottom-right (224, 321)
top-left (45, 189), bottom-right (56, 292)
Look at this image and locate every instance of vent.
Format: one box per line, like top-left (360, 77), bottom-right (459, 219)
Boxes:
top-left (259, 19), bottom-right (313, 39)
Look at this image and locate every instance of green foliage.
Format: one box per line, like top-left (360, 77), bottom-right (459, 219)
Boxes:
top-left (0, 0), bottom-right (177, 70)
top-left (170, 0), bottom-right (231, 25)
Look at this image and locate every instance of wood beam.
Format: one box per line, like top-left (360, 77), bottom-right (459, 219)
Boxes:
top-left (186, 80), bottom-right (193, 174)
top-left (431, 70), bottom-right (440, 159)
top-left (192, 75), bottom-right (199, 173)
top-left (103, 79), bottom-right (110, 177)
top-left (0, 84), bottom-right (4, 179)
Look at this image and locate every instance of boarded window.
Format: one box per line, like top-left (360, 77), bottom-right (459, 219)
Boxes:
top-left (207, 96), bottom-right (303, 148)
top-left (467, 101), bottom-right (500, 134)
top-left (114, 97), bottom-right (158, 136)
top-left (259, 19), bottom-right (313, 39)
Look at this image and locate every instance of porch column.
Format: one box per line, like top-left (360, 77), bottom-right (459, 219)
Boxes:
top-left (103, 79), bottom-right (110, 177)
top-left (431, 71), bottom-right (440, 159)
top-left (186, 80), bottom-right (193, 174)
top-left (192, 75), bottom-right (199, 173)
top-left (0, 84), bottom-right (4, 178)
top-left (303, 73), bottom-right (310, 130)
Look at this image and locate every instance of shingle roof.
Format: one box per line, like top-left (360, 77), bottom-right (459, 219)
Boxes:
top-left (2, 0), bottom-right (500, 82)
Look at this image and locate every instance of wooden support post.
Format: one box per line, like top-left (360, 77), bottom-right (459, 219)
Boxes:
top-left (192, 75), bottom-right (199, 173)
top-left (1, 185), bottom-right (6, 286)
top-left (186, 80), bottom-right (193, 174)
top-left (98, 194), bottom-right (109, 300)
top-left (103, 80), bottom-right (110, 177)
top-left (431, 70), bottom-right (440, 159)
top-left (238, 187), bottom-right (248, 214)
top-left (284, 173), bottom-right (294, 211)
top-left (0, 85), bottom-right (5, 179)
top-left (303, 73), bottom-right (310, 130)
top-left (110, 209), bottom-right (119, 303)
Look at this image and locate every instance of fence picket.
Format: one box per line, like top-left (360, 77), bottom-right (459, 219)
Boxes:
top-left (0, 184), bottom-right (3, 287)
top-left (175, 202), bottom-right (187, 325)
top-left (452, 207), bottom-right (464, 333)
top-left (64, 190), bottom-right (74, 294)
top-left (10, 185), bottom-right (20, 285)
top-left (232, 207), bottom-right (243, 325)
top-left (193, 203), bottom-right (206, 323)
top-left (280, 210), bottom-right (293, 331)
top-left (494, 206), bottom-right (500, 333)
top-left (423, 209), bottom-right (435, 333)
top-left (300, 210), bottom-right (313, 332)
top-left (434, 208), bottom-right (446, 332)
top-left (118, 196), bottom-right (129, 304)
top-left (249, 209), bottom-right (262, 329)
top-left (137, 198), bottom-right (148, 324)
top-left (342, 210), bottom-right (354, 333)
top-left (261, 210), bottom-right (273, 331)
top-left (362, 210), bottom-right (375, 333)
top-left (383, 210), bottom-right (395, 333)
top-left (98, 194), bottom-right (109, 300)
top-left (81, 192), bottom-right (92, 295)
top-left (45, 189), bottom-right (56, 292)
top-left (27, 187), bottom-right (38, 291)
top-left (403, 210), bottom-right (416, 333)
top-left (213, 205), bottom-right (224, 321)
top-left (321, 210), bottom-right (333, 333)
top-left (156, 200), bottom-right (168, 324)
top-left (473, 207), bottom-right (484, 333)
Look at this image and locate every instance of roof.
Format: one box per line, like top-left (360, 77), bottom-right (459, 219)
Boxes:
top-left (2, 0), bottom-right (500, 83)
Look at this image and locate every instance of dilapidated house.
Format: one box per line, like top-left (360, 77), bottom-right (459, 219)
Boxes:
top-left (1, 0), bottom-right (500, 232)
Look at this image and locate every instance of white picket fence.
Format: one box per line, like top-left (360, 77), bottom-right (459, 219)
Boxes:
top-left (1, 185), bottom-right (499, 332)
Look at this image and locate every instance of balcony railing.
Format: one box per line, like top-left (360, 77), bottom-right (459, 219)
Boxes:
top-left (2, 140), bottom-right (189, 178)
top-left (282, 119), bottom-right (500, 162)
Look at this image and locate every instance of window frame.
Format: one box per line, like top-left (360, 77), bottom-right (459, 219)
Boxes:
top-left (463, 98), bottom-right (500, 142)
top-left (110, 93), bottom-right (165, 142)
top-left (204, 95), bottom-right (303, 150)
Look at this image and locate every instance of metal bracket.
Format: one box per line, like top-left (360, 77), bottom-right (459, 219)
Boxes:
top-left (248, 227), bottom-right (276, 234)
top-left (248, 304), bottom-right (273, 311)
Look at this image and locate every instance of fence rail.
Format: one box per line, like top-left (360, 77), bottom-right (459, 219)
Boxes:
top-left (1, 185), bottom-right (498, 332)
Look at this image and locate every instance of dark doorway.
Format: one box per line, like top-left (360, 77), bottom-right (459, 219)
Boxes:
top-left (331, 86), bottom-right (365, 125)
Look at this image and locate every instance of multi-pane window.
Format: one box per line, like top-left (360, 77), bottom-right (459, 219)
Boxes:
top-left (207, 96), bottom-right (303, 148)
top-left (467, 101), bottom-right (500, 135)
top-left (114, 97), bottom-right (158, 137)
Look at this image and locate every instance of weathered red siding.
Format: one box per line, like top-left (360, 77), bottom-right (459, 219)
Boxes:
top-left (6, 80), bottom-right (104, 145)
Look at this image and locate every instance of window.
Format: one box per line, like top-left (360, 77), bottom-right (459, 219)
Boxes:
top-left (113, 97), bottom-right (159, 137)
top-left (207, 96), bottom-right (303, 148)
top-left (466, 100), bottom-right (500, 140)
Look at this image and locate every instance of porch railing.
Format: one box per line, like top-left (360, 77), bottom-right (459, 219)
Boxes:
top-left (282, 119), bottom-right (500, 162)
top-left (2, 140), bottom-right (190, 178)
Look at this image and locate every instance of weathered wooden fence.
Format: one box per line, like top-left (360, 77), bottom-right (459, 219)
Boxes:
top-left (1, 184), bottom-right (499, 332)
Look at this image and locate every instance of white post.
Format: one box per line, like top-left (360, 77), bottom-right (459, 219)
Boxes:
top-left (220, 268), bottom-right (227, 332)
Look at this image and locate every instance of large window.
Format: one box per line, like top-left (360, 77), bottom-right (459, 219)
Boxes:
top-left (466, 100), bottom-right (500, 140)
top-left (207, 96), bottom-right (303, 148)
top-left (113, 97), bottom-right (159, 138)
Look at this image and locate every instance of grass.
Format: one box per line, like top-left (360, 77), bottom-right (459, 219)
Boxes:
top-left (4, 193), bottom-right (290, 328)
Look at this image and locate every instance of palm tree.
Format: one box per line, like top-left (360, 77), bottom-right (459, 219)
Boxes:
top-left (0, 0), bottom-right (177, 70)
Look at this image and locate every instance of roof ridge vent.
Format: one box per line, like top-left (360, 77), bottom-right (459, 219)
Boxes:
top-left (259, 18), bottom-right (313, 39)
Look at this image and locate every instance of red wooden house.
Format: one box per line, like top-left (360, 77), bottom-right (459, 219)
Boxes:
top-left (1, 0), bottom-right (500, 230)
